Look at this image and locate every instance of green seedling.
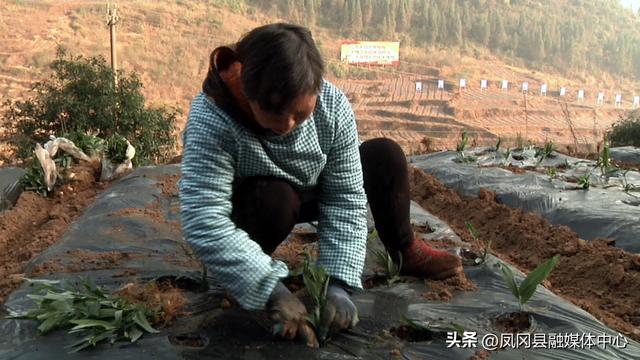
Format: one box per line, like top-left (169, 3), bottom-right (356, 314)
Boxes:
top-left (495, 137), bottom-right (502, 152)
top-left (502, 147), bottom-right (512, 162)
top-left (621, 170), bottom-right (640, 197)
top-left (577, 174), bottom-right (591, 189)
top-left (105, 134), bottom-right (129, 164)
top-left (595, 141), bottom-right (619, 179)
top-left (300, 250), bottom-right (330, 332)
top-left (535, 140), bottom-right (555, 166)
top-left (500, 255), bottom-right (560, 310)
top-left (7, 278), bottom-right (160, 353)
top-left (456, 131), bottom-right (469, 153)
top-left (547, 168), bottom-right (557, 181)
top-left (372, 247), bottom-right (403, 286)
top-left (464, 221), bottom-right (491, 265)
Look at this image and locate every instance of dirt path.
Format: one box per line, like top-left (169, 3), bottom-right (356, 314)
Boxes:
top-left (0, 162), bottom-right (104, 303)
top-left (409, 166), bottom-right (640, 341)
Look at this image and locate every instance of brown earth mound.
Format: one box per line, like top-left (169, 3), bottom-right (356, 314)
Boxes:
top-left (0, 161), bottom-right (104, 303)
top-left (409, 166), bottom-right (640, 341)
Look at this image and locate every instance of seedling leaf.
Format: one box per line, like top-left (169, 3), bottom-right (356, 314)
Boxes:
top-left (499, 263), bottom-right (520, 301)
top-left (518, 255), bottom-right (560, 304)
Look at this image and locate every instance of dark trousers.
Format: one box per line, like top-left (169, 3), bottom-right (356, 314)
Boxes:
top-left (231, 138), bottom-right (413, 255)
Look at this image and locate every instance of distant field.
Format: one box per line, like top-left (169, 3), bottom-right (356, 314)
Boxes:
top-left (0, 0), bottom-right (634, 164)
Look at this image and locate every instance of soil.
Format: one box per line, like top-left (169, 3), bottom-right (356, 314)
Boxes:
top-left (408, 166), bottom-right (640, 341)
top-left (109, 206), bottom-right (181, 229)
top-left (493, 311), bottom-right (532, 333)
top-left (0, 161), bottom-right (104, 303)
top-left (422, 275), bottom-right (478, 302)
top-left (30, 250), bottom-right (132, 276)
top-left (469, 349), bottom-right (490, 360)
top-left (117, 278), bottom-right (188, 326)
top-left (156, 173), bottom-right (180, 196)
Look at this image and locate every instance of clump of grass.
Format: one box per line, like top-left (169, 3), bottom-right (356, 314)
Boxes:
top-left (7, 278), bottom-right (162, 353)
top-left (500, 255), bottom-right (560, 311)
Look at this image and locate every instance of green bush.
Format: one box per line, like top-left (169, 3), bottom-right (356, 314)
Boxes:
top-left (608, 110), bottom-right (640, 147)
top-left (3, 47), bottom-right (179, 165)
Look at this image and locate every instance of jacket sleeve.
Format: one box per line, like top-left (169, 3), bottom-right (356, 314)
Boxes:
top-left (179, 104), bottom-right (289, 310)
top-left (316, 91), bottom-right (368, 290)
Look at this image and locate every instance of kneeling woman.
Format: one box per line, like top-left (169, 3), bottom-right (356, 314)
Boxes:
top-left (179, 23), bottom-right (462, 344)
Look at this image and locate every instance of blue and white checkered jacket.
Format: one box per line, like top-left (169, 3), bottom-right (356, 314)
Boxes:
top-left (179, 80), bottom-right (368, 310)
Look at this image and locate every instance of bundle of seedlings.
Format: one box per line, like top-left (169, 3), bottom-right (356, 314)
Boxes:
top-left (7, 278), bottom-right (185, 352)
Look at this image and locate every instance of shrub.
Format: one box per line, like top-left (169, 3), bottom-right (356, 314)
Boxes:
top-left (608, 110), bottom-right (640, 147)
top-left (3, 47), bottom-right (179, 165)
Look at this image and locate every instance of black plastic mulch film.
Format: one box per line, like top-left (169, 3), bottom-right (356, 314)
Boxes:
top-left (410, 147), bottom-right (640, 253)
top-left (0, 165), bottom-right (638, 359)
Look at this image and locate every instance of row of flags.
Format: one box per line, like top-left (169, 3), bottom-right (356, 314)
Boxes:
top-left (414, 79), bottom-right (639, 108)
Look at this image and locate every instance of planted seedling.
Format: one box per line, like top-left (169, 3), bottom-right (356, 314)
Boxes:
top-left (621, 170), bottom-right (640, 197)
top-left (502, 147), bottom-right (512, 163)
top-left (456, 131), bottom-right (469, 153)
top-left (371, 247), bottom-right (403, 286)
top-left (499, 255), bottom-right (560, 310)
top-left (300, 250), bottom-right (330, 334)
top-left (535, 141), bottom-right (555, 166)
top-left (7, 278), bottom-right (160, 353)
top-left (462, 221), bottom-right (491, 265)
top-left (454, 131), bottom-right (477, 163)
top-left (577, 174), bottom-right (591, 189)
top-left (495, 137), bottom-right (502, 152)
top-left (595, 141), bottom-right (619, 180)
top-left (547, 168), bottom-right (557, 181)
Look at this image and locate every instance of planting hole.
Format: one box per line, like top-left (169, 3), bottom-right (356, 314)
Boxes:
top-left (493, 312), bottom-right (532, 333)
top-left (168, 333), bottom-right (209, 348)
top-left (390, 325), bottom-right (433, 342)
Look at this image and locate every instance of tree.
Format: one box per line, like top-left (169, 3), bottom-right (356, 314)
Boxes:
top-left (490, 12), bottom-right (507, 51)
top-left (3, 48), bottom-right (178, 165)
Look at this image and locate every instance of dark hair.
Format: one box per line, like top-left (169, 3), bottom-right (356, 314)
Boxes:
top-left (235, 23), bottom-right (324, 115)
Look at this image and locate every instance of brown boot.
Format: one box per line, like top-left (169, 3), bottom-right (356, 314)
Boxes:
top-left (401, 239), bottom-right (463, 280)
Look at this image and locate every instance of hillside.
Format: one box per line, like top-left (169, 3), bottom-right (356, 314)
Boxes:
top-left (0, 0), bottom-right (637, 162)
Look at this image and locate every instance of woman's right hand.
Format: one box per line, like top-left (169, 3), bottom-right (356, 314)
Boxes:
top-left (267, 282), bottom-right (319, 347)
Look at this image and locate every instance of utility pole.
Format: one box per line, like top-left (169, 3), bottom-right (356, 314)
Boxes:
top-left (106, 3), bottom-right (119, 87)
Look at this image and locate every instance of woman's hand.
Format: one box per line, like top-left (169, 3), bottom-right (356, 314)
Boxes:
top-left (267, 282), bottom-right (319, 347)
top-left (318, 283), bottom-right (359, 342)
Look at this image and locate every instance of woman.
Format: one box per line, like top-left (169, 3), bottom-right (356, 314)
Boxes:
top-left (179, 23), bottom-right (462, 345)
